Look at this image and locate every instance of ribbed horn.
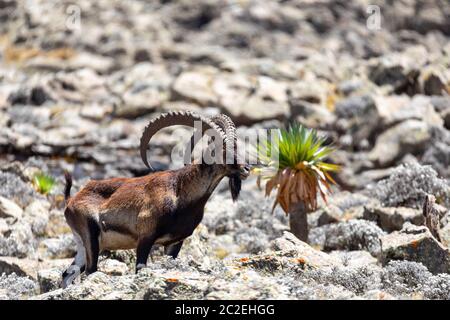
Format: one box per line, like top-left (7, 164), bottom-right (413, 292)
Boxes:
top-left (140, 111), bottom-right (227, 169)
top-left (184, 114), bottom-right (237, 165)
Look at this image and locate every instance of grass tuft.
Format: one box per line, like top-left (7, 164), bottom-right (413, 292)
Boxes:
top-left (33, 172), bottom-right (56, 195)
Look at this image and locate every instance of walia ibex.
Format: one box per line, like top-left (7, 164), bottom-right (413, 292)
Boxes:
top-left (61, 111), bottom-right (249, 287)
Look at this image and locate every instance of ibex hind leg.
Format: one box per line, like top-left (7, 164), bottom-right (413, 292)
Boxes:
top-left (84, 217), bottom-right (101, 275)
top-left (61, 232), bottom-right (86, 288)
top-left (164, 241), bottom-right (184, 259)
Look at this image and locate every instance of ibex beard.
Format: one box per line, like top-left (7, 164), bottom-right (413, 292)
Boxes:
top-left (61, 112), bottom-right (250, 288)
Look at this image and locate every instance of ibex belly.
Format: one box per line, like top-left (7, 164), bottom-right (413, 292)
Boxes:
top-left (155, 203), bottom-right (206, 246)
top-left (98, 211), bottom-right (138, 250)
top-left (100, 231), bottom-right (137, 250)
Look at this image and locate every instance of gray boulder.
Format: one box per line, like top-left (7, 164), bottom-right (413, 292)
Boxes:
top-left (366, 162), bottom-right (450, 209)
top-left (309, 220), bottom-right (386, 256)
top-left (381, 223), bottom-right (450, 274)
top-left (0, 196), bottom-right (23, 220)
top-left (37, 268), bottom-right (61, 293)
top-left (0, 273), bottom-right (38, 300)
top-left (363, 206), bottom-right (424, 232)
top-left (369, 120), bottom-right (431, 166)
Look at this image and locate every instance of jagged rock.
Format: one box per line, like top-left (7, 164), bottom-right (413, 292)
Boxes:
top-left (23, 199), bottom-right (50, 236)
top-left (363, 206), bottom-right (424, 232)
top-left (340, 167), bottom-right (396, 191)
top-left (440, 223), bottom-right (450, 248)
top-left (35, 268), bottom-right (211, 300)
top-left (442, 108), bottom-right (450, 130)
top-left (335, 95), bottom-right (377, 119)
top-left (98, 259), bottom-right (129, 276)
top-left (203, 190), bottom-right (288, 256)
top-left (367, 46), bottom-right (426, 94)
top-left (0, 257), bottom-right (70, 280)
top-left (419, 65), bottom-right (449, 96)
top-left (111, 63), bottom-right (171, 118)
top-left (172, 67), bottom-right (218, 106)
top-left (309, 192), bottom-right (379, 227)
top-left (7, 85), bottom-right (53, 106)
top-left (422, 128), bottom-right (450, 178)
top-left (0, 273), bottom-right (38, 300)
top-left (268, 232), bottom-right (341, 269)
top-left (313, 204), bottom-right (344, 226)
top-left (102, 250), bottom-right (136, 270)
top-left (0, 196), bottom-right (23, 220)
top-left (0, 219), bottom-right (9, 235)
top-left (381, 223), bottom-right (450, 274)
top-left (37, 268), bottom-right (61, 293)
top-left (334, 95), bottom-right (381, 149)
top-left (375, 95), bottom-right (444, 127)
top-left (309, 220), bottom-right (386, 256)
top-left (329, 250), bottom-right (378, 268)
top-left (44, 209), bottom-right (71, 238)
top-left (25, 52), bottom-right (115, 73)
top-left (38, 234), bottom-right (76, 259)
top-left (369, 120), bottom-right (431, 166)
top-left (0, 222), bottom-right (36, 258)
top-left (216, 74), bottom-right (289, 125)
top-left (0, 257), bottom-right (40, 279)
top-left (0, 171), bottom-right (42, 208)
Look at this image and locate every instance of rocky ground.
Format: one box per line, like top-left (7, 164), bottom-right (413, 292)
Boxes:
top-left (0, 0), bottom-right (449, 300)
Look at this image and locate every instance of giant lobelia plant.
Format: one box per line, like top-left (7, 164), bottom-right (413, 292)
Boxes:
top-left (256, 123), bottom-right (340, 241)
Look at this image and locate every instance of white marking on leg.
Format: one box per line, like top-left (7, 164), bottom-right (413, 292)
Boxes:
top-left (62, 232), bottom-right (86, 288)
top-left (73, 232), bottom-right (86, 267)
top-left (136, 263), bottom-right (146, 271)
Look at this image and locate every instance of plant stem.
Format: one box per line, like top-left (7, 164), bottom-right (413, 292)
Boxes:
top-left (289, 202), bottom-right (309, 242)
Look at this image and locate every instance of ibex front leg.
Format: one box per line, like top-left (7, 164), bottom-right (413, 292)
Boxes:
top-left (136, 235), bottom-right (157, 273)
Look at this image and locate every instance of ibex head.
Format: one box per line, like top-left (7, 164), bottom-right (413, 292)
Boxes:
top-left (140, 111), bottom-right (250, 201)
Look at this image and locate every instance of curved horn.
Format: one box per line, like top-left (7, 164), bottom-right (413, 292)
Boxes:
top-left (211, 114), bottom-right (236, 145)
top-left (184, 114), bottom-right (237, 165)
top-left (140, 111), bottom-right (226, 169)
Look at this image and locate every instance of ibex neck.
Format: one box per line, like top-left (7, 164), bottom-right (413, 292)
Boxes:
top-left (176, 164), bottom-right (225, 203)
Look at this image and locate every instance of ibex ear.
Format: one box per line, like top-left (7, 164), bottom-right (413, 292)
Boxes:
top-left (229, 175), bottom-right (241, 201)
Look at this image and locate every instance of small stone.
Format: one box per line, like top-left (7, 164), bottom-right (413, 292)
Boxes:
top-left (37, 268), bottom-right (61, 293)
top-left (0, 196), bottom-right (23, 220)
top-left (0, 219), bottom-right (9, 235)
top-left (269, 232), bottom-right (341, 269)
top-left (0, 257), bottom-right (40, 279)
top-left (419, 66), bottom-right (449, 96)
top-left (363, 206), bottom-right (424, 232)
top-left (172, 68), bottom-right (218, 106)
top-left (441, 108), bottom-right (450, 130)
top-left (335, 95), bottom-right (376, 119)
top-left (38, 235), bottom-right (76, 259)
top-left (98, 259), bottom-right (129, 276)
top-left (381, 223), bottom-right (450, 274)
top-left (218, 75), bottom-right (289, 125)
top-left (329, 251), bottom-right (378, 268)
top-left (440, 223), bottom-right (450, 248)
top-left (24, 200), bottom-right (50, 236)
top-left (0, 257), bottom-right (70, 281)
